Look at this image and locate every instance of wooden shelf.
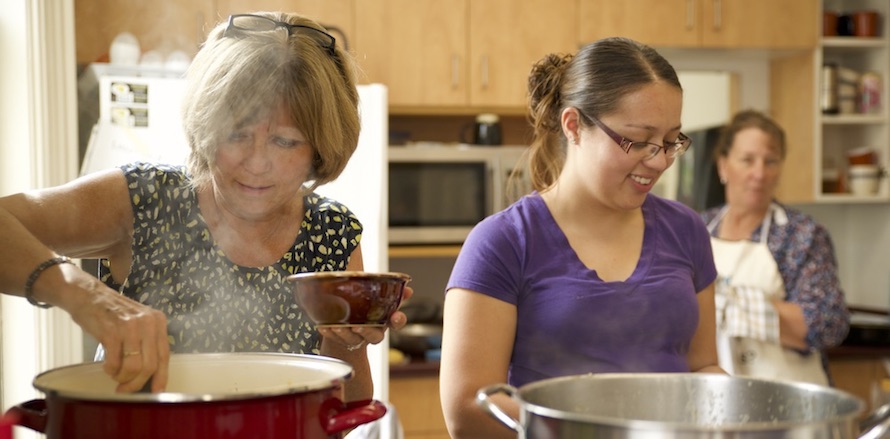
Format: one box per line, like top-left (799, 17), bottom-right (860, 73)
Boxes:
top-left (815, 193), bottom-right (890, 203)
top-left (821, 114), bottom-right (887, 125)
top-left (389, 245), bottom-right (462, 258)
top-left (821, 36), bottom-right (886, 48)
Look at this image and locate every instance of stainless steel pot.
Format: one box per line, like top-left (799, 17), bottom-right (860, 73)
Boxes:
top-left (478, 373), bottom-right (890, 438)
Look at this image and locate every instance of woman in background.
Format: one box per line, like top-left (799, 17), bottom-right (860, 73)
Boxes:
top-left (702, 109), bottom-right (849, 385)
top-left (439, 37), bottom-right (723, 439)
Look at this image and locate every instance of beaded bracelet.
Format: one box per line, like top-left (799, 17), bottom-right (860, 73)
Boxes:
top-left (24, 256), bottom-right (74, 308)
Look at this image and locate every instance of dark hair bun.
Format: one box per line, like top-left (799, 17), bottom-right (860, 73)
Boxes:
top-left (528, 53), bottom-right (572, 131)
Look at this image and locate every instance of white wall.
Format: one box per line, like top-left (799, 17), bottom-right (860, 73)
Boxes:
top-left (666, 49), bottom-right (772, 112)
top-left (793, 203), bottom-right (890, 309)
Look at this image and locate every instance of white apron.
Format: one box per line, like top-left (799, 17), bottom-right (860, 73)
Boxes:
top-left (708, 204), bottom-right (828, 385)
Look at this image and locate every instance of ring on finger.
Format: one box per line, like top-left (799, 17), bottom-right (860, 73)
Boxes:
top-left (123, 351), bottom-right (142, 358)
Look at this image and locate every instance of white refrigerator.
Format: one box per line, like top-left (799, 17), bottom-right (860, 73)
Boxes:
top-left (82, 73), bottom-right (393, 434)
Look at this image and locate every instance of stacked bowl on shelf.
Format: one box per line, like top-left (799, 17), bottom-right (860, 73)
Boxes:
top-left (847, 147), bottom-right (884, 196)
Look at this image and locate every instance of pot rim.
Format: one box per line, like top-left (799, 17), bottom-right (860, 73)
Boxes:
top-left (286, 271), bottom-right (411, 282)
top-left (33, 352), bottom-right (354, 403)
top-left (515, 373), bottom-right (865, 431)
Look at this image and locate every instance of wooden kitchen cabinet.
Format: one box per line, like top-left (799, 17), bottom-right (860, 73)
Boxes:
top-left (389, 375), bottom-right (450, 439)
top-left (579, 0), bottom-right (817, 49)
top-left (74, 0), bottom-right (213, 64)
top-left (354, 0), bottom-right (577, 113)
top-left (353, 0), bottom-right (468, 108)
top-left (828, 354), bottom-right (890, 420)
top-left (74, 0), bottom-right (355, 65)
top-left (467, 0), bottom-right (578, 109)
top-left (770, 51), bottom-right (818, 204)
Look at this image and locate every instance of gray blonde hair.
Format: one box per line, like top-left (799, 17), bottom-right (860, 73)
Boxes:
top-left (526, 37), bottom-right (682, 191)
top-left (181, 11), bottom-right (360, 190)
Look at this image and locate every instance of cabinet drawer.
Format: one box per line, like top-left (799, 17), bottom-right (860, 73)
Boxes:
top-left (390, 375), bottom-right (449, 436)
top-left (828, 355), bottom-right (890, 419)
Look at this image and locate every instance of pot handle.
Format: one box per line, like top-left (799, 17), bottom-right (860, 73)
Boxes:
top-left (476, 383), bottom-right (521, 432)
top-left (321, 398), bottom-right (387, 435)
top-left (5, 399), bottom-right (47, 433)
top-left (859, 402), bottom-right (890, 439)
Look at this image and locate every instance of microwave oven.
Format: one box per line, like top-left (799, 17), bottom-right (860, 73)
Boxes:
top-left (388, 145), bottom-right (531, 244)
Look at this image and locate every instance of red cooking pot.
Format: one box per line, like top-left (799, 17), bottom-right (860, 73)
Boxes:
top-left (5, 352), bottom-right (386, 439)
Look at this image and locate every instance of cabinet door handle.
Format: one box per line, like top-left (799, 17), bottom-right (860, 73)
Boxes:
top-left (481, 55), bottom-right (489, 90)
top-left (712, 0), bottom-right (722, 31)
top-left (452, 55), bottom-right (460, 89)
top-left (686, 0), bottom-right (695, 30)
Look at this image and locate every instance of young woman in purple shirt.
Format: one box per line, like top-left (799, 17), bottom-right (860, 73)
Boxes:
top-left (440, 37), bottom-right (724, 439)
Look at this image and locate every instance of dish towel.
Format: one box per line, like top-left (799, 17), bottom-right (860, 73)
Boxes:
top-left (715, 280), bottom-right (780, 343)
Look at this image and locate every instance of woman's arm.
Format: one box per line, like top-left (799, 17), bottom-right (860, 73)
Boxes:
top-left (0, 168), bottom-right (170, 392)
top-left (0, 169), bottom-right (135, 273)
top-left (688, 282), bottom-right (725, 374)
top-left (772, 301), bottom-right (808, 350)
top-left (780, 223), bottom-right (850, 350)
top-left (440, 288), bottom-right (517, 439)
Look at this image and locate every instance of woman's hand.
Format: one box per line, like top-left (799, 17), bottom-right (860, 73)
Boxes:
top-left (317, 285), bottom-right (414, 401)
top-left (63, 276), bottom-right (170, 393)
top-left (318, 285), bottom-right (415, 350)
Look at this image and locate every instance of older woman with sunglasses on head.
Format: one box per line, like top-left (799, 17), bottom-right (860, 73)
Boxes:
top-left (439, 37), bottom-right (724, 438)
top-left (0, 11), bottom-right (410, 400)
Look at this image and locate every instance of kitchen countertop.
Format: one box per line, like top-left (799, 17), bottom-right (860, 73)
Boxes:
top-left (827, 306), bottom-right (890, 357)
top-left (390, 348), bottom-right (890, 376)
top-left (827, 345), bottom-right (890, 357)
top-left (390, 307), bottom-right (890, 377)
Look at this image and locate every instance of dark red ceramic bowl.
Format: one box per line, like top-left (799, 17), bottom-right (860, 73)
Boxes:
top-left (288, 271), bottom-right (411, 327)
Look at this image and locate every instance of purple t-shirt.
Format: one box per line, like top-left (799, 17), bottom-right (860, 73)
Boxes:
top-left (446, 193), bottom-right (717, 387)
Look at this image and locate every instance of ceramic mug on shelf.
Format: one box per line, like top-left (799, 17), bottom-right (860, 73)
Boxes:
top-left (837, 14), bottom-right (855, 36)
top-left (854, 11), bottom-right (879, 37)
top-left (848, 164), bottom-right (883, 196)
top-left (823, 11), bottom-right (838, 36)
top-left (847, 147), bottom-right (878, 166)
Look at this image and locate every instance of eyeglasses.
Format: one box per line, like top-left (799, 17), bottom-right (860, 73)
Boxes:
top-left (225, 14), bottom-right (337, 56)
top-left (587, 114), bottom-right (692, 161)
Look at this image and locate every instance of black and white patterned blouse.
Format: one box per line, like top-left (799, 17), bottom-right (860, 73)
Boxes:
top-left (99, 162), bottom-right (362, 354)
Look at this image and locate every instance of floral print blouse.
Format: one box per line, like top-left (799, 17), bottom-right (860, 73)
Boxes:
top-left (702, 202), bottom-right (850, 351)
top-left (99, 162), bottom-right (362, 354)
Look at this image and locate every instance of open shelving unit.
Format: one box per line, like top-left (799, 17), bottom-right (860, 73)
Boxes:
top-left (816, 0), bottom-right (890, 203)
